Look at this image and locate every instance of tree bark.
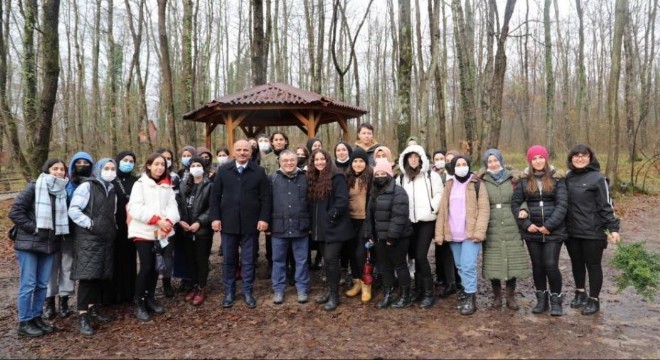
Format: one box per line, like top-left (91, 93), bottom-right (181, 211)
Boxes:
top-left (575, 0), bottom-right (587, 143)
top-left (158, 0), bottom-right (178, 154)
top-left (251, 0), bottom-right (267, 85)
top-left (543, 0), bottom-right (555, 156)
top-left (396, 0), bottom-right (412, 152)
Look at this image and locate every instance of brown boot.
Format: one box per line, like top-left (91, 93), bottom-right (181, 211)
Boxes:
top-left (492, 282), bottom-right (502, 308)
top-left (506, 284), bottom-right (519, 310)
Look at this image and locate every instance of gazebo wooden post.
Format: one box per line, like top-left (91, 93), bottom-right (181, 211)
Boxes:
top-left (205, 121), bottom-right (218, 150)
top-left (226, 113), bottom-right (236, 153)
top-left (336, 116), bottom-right (350, 142)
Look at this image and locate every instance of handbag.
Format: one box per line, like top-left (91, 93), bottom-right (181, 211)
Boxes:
top-left (7, 225), bottom-right (17, 241)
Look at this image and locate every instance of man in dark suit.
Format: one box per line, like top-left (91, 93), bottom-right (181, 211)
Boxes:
top-left (211, 139), bottom-right (271, 308)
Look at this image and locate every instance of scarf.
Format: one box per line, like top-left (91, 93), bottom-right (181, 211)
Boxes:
top-left (35, 173), bottom-right (69, 235)
top-left (488, 168), bottom-right (507, 184)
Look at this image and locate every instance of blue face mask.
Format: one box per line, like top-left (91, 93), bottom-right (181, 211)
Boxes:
top-left (119, 161), bottom-right (134, 173)
top-left (181, 157), bottom-right (191, 167)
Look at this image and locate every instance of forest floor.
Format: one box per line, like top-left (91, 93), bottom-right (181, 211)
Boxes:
top-left (0, 194), bottom-right (658, 359)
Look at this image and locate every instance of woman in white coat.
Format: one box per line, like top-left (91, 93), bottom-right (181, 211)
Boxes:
top-left (396, 145), bottom-right (443, 308)
top-left (127, 152), bottom-right (180, 322)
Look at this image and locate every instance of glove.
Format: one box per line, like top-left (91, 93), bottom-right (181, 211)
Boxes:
top-left (328, 209), bottom-right (339, 224)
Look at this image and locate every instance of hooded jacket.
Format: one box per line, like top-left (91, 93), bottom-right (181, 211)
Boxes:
top-left (396, 145), bottom-right (443, 223)
top-left (67, 152), bottom-right (94, 200)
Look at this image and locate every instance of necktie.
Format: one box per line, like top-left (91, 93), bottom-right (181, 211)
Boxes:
top-left (238, 165), bottom-right (244, 174)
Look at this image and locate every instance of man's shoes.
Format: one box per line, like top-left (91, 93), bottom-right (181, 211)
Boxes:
top-left (245, 293), bottom-right (257, 308)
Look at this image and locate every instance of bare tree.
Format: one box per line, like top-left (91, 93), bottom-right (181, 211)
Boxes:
top-left (396, 0), bottom-right (412, 151)
top-left (158, 0), bottom-right (178, 153)
top-left (543, 0), bottom-right (555, 156)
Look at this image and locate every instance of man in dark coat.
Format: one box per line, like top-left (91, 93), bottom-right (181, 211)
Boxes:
top-left (210, 140), bottom-right (272, 309)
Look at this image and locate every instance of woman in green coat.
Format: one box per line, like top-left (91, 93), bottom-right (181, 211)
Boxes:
top-left (480, 149), bottom-right (530, 310)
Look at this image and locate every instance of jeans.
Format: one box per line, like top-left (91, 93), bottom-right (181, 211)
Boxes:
top-left (16, 250), bottom-right (55, 322)
top-left (565, 238), bottom-right (606, 298)
top-left (526, 241), bottom-right (563, 294)
top-left (222, 232), bottom-right (258, 294)
top-left (271, 236), bottom-right (310, 293)
top-left (449, 241), bottom-right (482, 294)
top-left (47, 238), bottom-right (75, 297)
top-left (376, 237), bottom-right (411, 289)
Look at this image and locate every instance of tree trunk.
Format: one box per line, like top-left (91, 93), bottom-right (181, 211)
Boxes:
top-left (543, 0), bottom-right (555, 156)
top-left (106, 0), bottom-right (120, 155)
top-left (605, 0), bottom-right (627, 185)
top-left (396, 0), bottom-right (412, 152)
top-left (430, 0), bottom-right (447, 150)
top-left (251, 0), bottom-right (267, 85)
top-left (157, 0), bottom-right (178, 154)
top-left (575, 0), bottom-right (587, 143)
top-left (22, 0), bottom-right (38, 162)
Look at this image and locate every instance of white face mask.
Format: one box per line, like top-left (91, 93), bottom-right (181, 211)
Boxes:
top-left (217, 156), bottom-right (229, 165)
top-left (259, 143), bottom-right (271, 152)
top-left (435, 161), bottom-right (445, 169)
top-left (189, 167), bottom-right (204, 178)
top-left (101, 169), bottom-right (117, 182)
top-left (454, 166), bottom-right (470, 177)
top-left (166, 159), bottom-right (172, 169)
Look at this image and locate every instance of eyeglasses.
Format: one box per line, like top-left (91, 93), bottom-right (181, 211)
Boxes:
top-left (281, 159), bottom-right (297, 163)
top-left (572, 154), bottom-right (590, 160)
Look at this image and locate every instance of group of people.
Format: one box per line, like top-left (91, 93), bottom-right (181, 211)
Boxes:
top-left (9, 122), bottom-right (621, 338)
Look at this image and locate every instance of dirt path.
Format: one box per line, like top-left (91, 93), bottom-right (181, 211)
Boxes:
top-left (0, 196), bottom-right (658, 359)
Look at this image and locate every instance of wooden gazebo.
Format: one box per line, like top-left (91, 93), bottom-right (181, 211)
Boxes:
top-left (183, 82), bottom-right (368, 150)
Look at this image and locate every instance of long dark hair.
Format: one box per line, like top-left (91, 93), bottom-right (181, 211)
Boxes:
top-left (526, 161), bottom-right (555, 194)
top-left (143, 152), bottom-right (169, 182)
top-left (346, 162), bottom-right (372, 192)
top-left (403, 152), bottom-right (422, 179)
top-left (307, 149), bottom-right (335, 202)
top-left (41, 159), bottom-right (66, 175)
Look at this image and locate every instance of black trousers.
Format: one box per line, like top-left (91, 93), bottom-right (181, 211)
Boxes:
top-left (183, 235), bottom-right (213, 288)
top-left (78, 279), bottom-right (103, 311)
top-left (321, 242), bottom-right (343, 287)
top-left (135, 241), bottom-right (159, 299)
top-left (435, 242), bottom-right (460, 286)
top-left (409, 221), bottom-right (435, 279)
top-left (376, 237), bottom-right (411, 289)
top-left (346, 219), bottom-right (366, 279)
top-left (565, 238), bottom-right (606, 298)
top-left (526, 241), bottom-right (563, 293)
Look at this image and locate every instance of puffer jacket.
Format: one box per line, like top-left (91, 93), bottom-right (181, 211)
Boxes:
top-left (128, 173), bottom-right (180, 240)
top-left (71, 179), bottom-right (117, 280)
top-left (565, 162), bottom-right (619, 241)
top-left (270, 169), bottom-right (309, 238)
top-left (396, 145), bottom-right (444, 222)
top-left (176, 176), bottom-right (214, 239)
top-left (480, 171), bottom-right (530, 281)
top-left (9, 182), bottom-right (62, 254)
top-left (363, 178), bottom-right (412, 244)
top-left (511, 169), bottom-right (568, 242)
top-left (434, 176), bottom-right (490, 244)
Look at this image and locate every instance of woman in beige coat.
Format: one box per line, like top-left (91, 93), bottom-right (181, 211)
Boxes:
top-left (434, 155), bottom-right (490, 315)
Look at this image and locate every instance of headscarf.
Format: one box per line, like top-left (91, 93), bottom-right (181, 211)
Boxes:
top-left (306, 137), bottom-right (322, 153)
top-left (451, 155), bottom-right (472, 183)
top-left (334, 141), bottom-right (353, 167)
top-left (116, 150), bottom-right (136, 177)
top-left (483, 148), bottom-right (507, 184)
top-left (95, 158), bottom-right (117, 191)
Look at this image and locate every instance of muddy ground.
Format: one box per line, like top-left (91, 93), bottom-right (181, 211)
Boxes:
top-left (0, 195), bottom-right (658, 359)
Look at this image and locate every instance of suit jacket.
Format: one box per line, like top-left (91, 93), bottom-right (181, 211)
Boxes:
top-left (210, 160), bottom-right (272, 234)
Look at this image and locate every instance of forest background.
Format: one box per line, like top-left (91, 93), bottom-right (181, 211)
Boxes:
top-left (0, 0), bottom-right (657, 191)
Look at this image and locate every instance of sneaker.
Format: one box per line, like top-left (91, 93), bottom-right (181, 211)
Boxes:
top-left (273, 292), bottom-right (284, 305)
top-left (297, 291), bottom-right (309, 304)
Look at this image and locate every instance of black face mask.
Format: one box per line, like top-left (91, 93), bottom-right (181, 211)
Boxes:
top-left (74, 164), bottom-right (92, 177)
top-left (297, 157), bottom-right (307, 167)
top-left (374, 176), bottom-right (389, 187)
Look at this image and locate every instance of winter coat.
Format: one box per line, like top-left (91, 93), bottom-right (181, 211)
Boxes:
top-left (127, 174), bottom-right (180, 240)
top-left (176, 176), bottom-right (214, 239)
top-left (310, 172), bottom-right (354, 243)
top-left (260, 151), bottom-right (279, 176)
top-left (210, 160), bottom-right (271, 235)
top-left (396, 145), bottom-right (444, 223)
top-left (434, 176), bottom-right (490, 244)
top-left (9, 182), bottom-right (62, 254)
top-left (511, 170), bottom-right (568, 242)
top-left (565, 164), bottom-right (620, 241)
top-left (363, 179), bottom-right (412, 244)
top-left (270, 169), bottom-right (310, 238)
top-left (113, 171), bottom-right (138, 240)
top-left (480, 171), bottom-right (530, 281)
top-left (71, 179), bottom-right (117, 280)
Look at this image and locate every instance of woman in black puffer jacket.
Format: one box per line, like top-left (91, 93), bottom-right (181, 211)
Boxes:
top-left (363, 159), bottom-right (413, 309)
top-left (9, 159), bottom-right (69, 337)
top-left (512, 145), bottom-right (568, 317)
top-left (564, 144), bottom-right (620, 316)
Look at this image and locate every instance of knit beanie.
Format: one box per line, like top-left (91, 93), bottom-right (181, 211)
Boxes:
top-left (373, 158), bottom-right (393, 177)
top-left (196, 146), bottom-right (212, 158)
top-left (526, 145), bottom-right (549, 164)
top-left (181, 145), bottom-right (197, 157)
top-left (350, 147), bottom-right (369, 165)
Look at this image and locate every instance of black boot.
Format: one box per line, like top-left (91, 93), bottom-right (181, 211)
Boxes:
top-left (492, 282), bottom-right (502, 308)
top-left (18, 320), bottom-right (44, 337)
top-left (532, 290), bottom-right (549, 314)
top-left (439, 283), bottom-right (457, 299)
top-left (324, 287), bottom-right (339, 311)
top-left (78, 313), bottom-right (94, 336)
top-left (32, 317), bottom-right (54, 334)
top-left (581, 297), bottom-right (600, 315)
top-left (145, 296), bottom-right (165, 314)
top-left (43, 297), bottom-right (56, 320)
top-left (456, 288), bottom-right (467, 309)
top-left (376, 287), bottom-right (394, 309)
top-left (550, 293), bottom-right (563, 316)
top-left (410, 277), bottom-right (422, 302)
top-left (162, 278), bottom-right (174, 298)
top-left (570, 290), bottom-right (588, 309)
top-left (392, 286), bottom-right (413, 309)
top-left (58, 296), bottom-right (73, 318)
top-left (89, 305), bottom-right (112, 323)
top-left (419, 277), bottom-right (436, 309)
top-left (315, 287), bottom-right (330, 304)
top-left (460, 293), bottom-right (477, 315)
top-left (134, 298), bottom-right (150, 322)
